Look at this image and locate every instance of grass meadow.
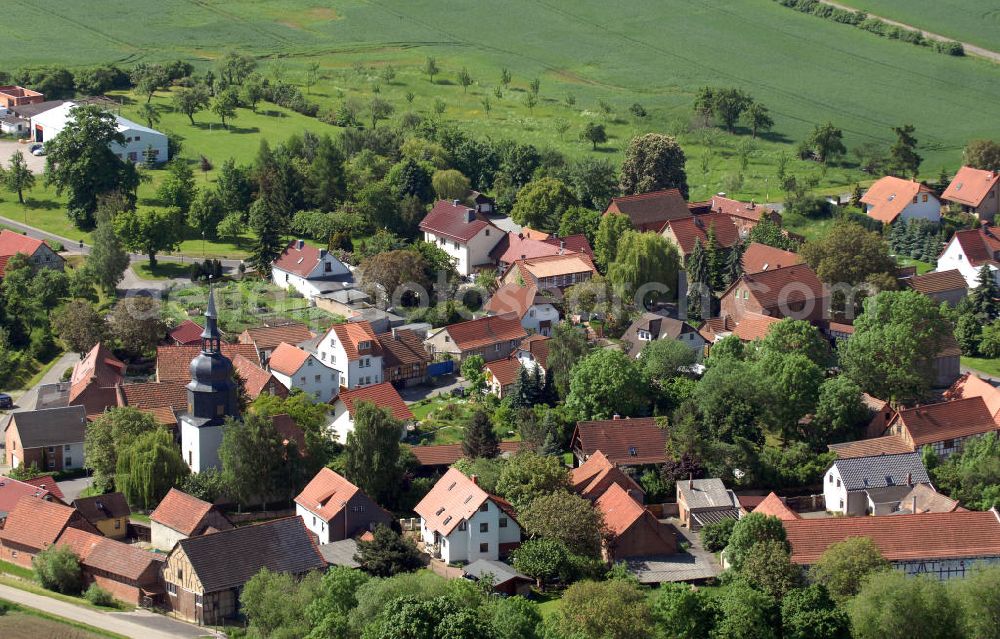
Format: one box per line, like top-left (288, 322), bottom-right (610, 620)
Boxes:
top-left (832, 0), bottom-right (1000, 52)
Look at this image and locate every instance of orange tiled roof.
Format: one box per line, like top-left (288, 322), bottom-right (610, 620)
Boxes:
top-left (329, 321), bottom-right (380, 361)
top-left (20, 476), bottom-right (64, 501)
top-left (0, 497), bottom-right (82, 550)
top-left (377, 329), bottom-right (431, 368)
top-left (893, 397), bottom-right (999, 446)
top-left (169, 320), bottom-right (205, 345)
top-left (573, 417), bottom-right (668, 465)
top-left (513, 253), bottom-right (596, 279)
top-left (604, 189), bottom-right (691, 231)
top-left (294, 468), bottom-right (362, 522)
top-left (906, 270), bottom-right (968, 296)
top-left (519, 335), bottom-right (550, 369)
top-left (156, 344), bottom-right (258, 382)
top-left (69, 343), bottom-right (125, 406)
top-left (239, 322), bottom-right (314, 352)
top-left (662, 213), bottom-right (741, 255)
top-left (947, 225), bottom-right (1000, 269)
top-left (732, 312), bottom-right (782, 342)
top-left (571, 450), bottom-right (645, 501)
top-left (941, 166), bottom-right (1000, 208)
top-left (725, 264), bottom-right (825, 310)
top-left (232, 354), bottom-right (287, 398)
top-left (751, 492), bottom-right (800, 520)
top-left (484, 283), bottom-right (539, 319)
top-left (150, 488), bottom-right (219, 536)
top-left (741, 242), bottom-right (801, 275)
top-left (415, 468), bottom-right (496, 535)
top-left (57, 527), bottom-right (162, 581)
top-left (117, 382), bottom-right (188, 413)
top-left (266, 342), bottom-right (312, 376)
top-left (443, 314), bottom-right (527, 352)
top-left (485, 357), bottom-right (524, 389)
top-left (334, 382), bottom-right (413, 422)
top-left (594, 482), bottom-right (647, 537)
top-left (861, 177), bottom-right (936, 224)
top-left (944, 373), bottom-right (1000, 418)
top-left (709, 195), bottom-right (768, 222)
top-left (0, 229), bottom-right (45, 257)
top-left (828, 435), bottom-right (914, 459)
top-left (784, 510), bottom-right (1000, 564)
top-left (407, 441), bottom-right (527, 467)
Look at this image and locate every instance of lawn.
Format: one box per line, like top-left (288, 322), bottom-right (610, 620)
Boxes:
top-left (0, 600), bottom-right (127, 639)
top-left (0, 575), bottom-right (132, 613)
top-left (833, 0), bottom-right (1000, 53)
top-left (408, 396), bottom-right (479, 445)
top-left (961, 356), bottom-right (1000, 378)
top-left (1, 347), bottom-right (65, 396)
top-left (131, 261), bottom-right (198, 281)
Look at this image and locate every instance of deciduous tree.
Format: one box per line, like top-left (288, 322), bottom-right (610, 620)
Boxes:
top-left (115, 428), bottom-right (189, 509)
top-left (510, 177), bottom-right (578, 232)
top-left (808, 536), bottom-right (889, 602)
top-left (806, 122), bottom-right (846, 164)
top-left (606, 230), bottom-right (680, 306)
top-left (1, 150), bottom-right (35, 204)
top-left (108, 296), bottom-right (166, 356)
top-left (172, 85), bottom-right (211, 125)
top-left (552, 579), bottom-right (652, 639)
top-left (580, 122), bottom-right (607, 150)
top-left (520, 491), bottom-right (604, 557)
top-left (345, 401), bottom-right (403, 507)
top-left (724, 512), bottom-right (788, 572)
top-left (52, 300), bottom-right (105, 356)
top-left (495, 451), bottom-right (570, 511)
top-left (619, 133), bottom-right (689, 198)
top-left (963, 139), bottom-right (1000, 172)
top-left (848, 570), bottom-right (961, 639)
top-left (355, 524), bottom-right (424, 577)
top-left (594, 211), bottom-right (633, 272)
top-left (219, 412), bottom-right (285, 508)
top-left (565, 348), bottom-right (646, 420)
top-left (781, 585), bottom-right (851, 639)
top-left (546, 322), bottom-right (591, 400)
top-left (113, 206), bottom-right (184, 267)
top-left (84, 407), bottom-right (158, 492)
top-left (33, 545), bottom-right (83, 594)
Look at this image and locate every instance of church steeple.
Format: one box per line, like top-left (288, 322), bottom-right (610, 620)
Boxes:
top-left (200, 286), bottom-right (222, 354)
top-left (186, 286), bottom-right (238, 423)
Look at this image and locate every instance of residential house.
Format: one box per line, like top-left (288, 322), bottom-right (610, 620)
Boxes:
top-left (232, 354), bottom-right (289, 399)
top-left (823, 452), bottom-right (931, 516)
top-left (597, 483), bottom-right (676, 561)
top-left (237, 321), bottom-right (314, 366)
top-left (878, 398), bottom-right (1000, 459)
top-left (156, 343), bottom-right (258, 382)
top-left (294, 468), bottom-right (393, 544)
top-left (314, 321), bottom-right (384, 389)
top-left (603, 189), bottom-right (691, 232)
top-left (936, 224), bottom-right (1000, 288)
top-left (115, 381), bottom-right (188, 430)
top-left (570, 450), bottom-right (646, 502)
top-left (828, 435), bottom-right (914, 459)
top-left (621, 312), bottom-right (704, 359)
top-left (162, 517), bottom-right (326, 625)
top-left (414, 468), bottom-right (522, 564)
top-left (0, 229), bottom-right (64, 278)
top-left (4, 405), bottom-right (86, 471)
top-left (905, 269), bottom-right (968, 306)
top-left (894, 483), bottom-right (961, 514)
top-left (467, 190), bottom-right (497, 215)
top-left (420, 199), bottom-right (502, 276)
top-left (68, 342), bottom-right (125, 414)
top-left (941, 166), bottom-right (1000, 221)
top-left (515, 334), bottom-right (550, 372)
top-left (377, 328), bottom-right (432, 387)
top-left (424, 314), bottom-right (527, 363)
top-left (943, 372), bottom-right (1000, 418)
top-left (0, 497), bottom-right (98, 568)
top-left (740, 242), bottom-right (801, 275)
top-left (751, 492), bottom-right (800, 521)
top-left (0, 477), bottom-right (62, 526)
top-left (933, 335), bottom-right (962, 388)
top-left (661, 212), bottom-right (740, 259)
top-left (0, 85), bottom-right (44, 108)
top-left (328, 382), bottom-right (413, 443)
top-left (407, 442), bottom-right (528, 474)
top-left (484, 357), bottom-right (527, 399)
top-left (271, 239), bottom-right (352, 300)
top-left (499, 253), bottom-right (596, 292)
top-left (701, 195), bottom-right (782, 237)
top-left (72, 493), bottom-right (130, 540)
top-left (56, 528), bottom-right (164, 605)
top-left (570, 416), bottom-right (669, 469)
top-left (267, 342), bottom-right (338, 402)
top-left (149, 488), bottom-right (234, 552)
top-left (31, 101), bottom-right (168, 163)
top-left (861, 176), bottom-right (941, 225)
top-left (168, 320), bottom-right (206, 346)
top-left (719, 264), bottom-right (827, 325)
top-left (783, 510), bottom-right (1000, 580)
top-left (490, 231), bottom-right (592, 274)
top-left (462, 559), bottom-right (532, 596)
top-left (483, 282), bottom-right (560, 336)
top-left (676, 478), bottom-right (742, 531)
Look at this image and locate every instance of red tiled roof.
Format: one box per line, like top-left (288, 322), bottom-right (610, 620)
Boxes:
top-left (0, 229), bottom-right (45, 257)
top-left (485, 357), bottom-right (523, 389)
top-left (573, 417), bottom-right (668, 465)
top-left (150, 488), bottom-right (219, 536)
top-left (484, 283), bottom-right (539, 319)
top-left (239, 322), bottom-right (314, 352)
top-left (784, 510), bottom-right (1000, 564)
top-left (861, 177), bottom-right (936, 224)
top-left (407, 441), bottom-right (526, 467)
top-left (828, 435), bottom-right (914, 458)
top-left (0, 255), bottom-right (10, 278)
top-left (732, 312), bottom-right (783, 342)
top-left (156, 344), bottom-right (258, 381)
top-left (117, 382), bottom-right (188, 414)
top-left (741, 242), bottom-right (801, 275)
top-left (906, 270), bottom-right (968, 295)
top-left (494, 233), bottom-right (567, 264)
top-left (942, 166), bottom-right (1000, 208)
top-left (605, 189), bottom-right (691, 231)
top-left (708, 196), bottom-right (767, 222)
top-left (56, 527), bottom-right (103, 561)
top-left (595, 482), bottom-right (646, 537)
top-left (72, 492), bottom-right (130, 522)
top-left (947, 225), bottom-right (1000, 269)
top-left (232, 354), bottom-right (287, 399)
top-left (0, 497), bottom-right (82, 550)
top-left (751, 492), bottom-right (800, 520)
top-left (57, 527), bottom-right (164, 581)
top-left (443, 314), bottom-right (528, 352)
top-left (663, 213), bottom-right (740, 255)
top-left (414, 468), bottom-right (494, 535)
top-left (892, 397), bottom-right (999, 446)
top-left (266, 342), bottom-right (311, 376)
top-left (329, 321), bottom-right (380, 361)
top-left (724, 264), bottom-right (826, 310)
top-left (519, 335), bottom-right (550, 369)
top-left (271, 240), bottom-right (327, 278)
top-left (543, 234), bottom-right (593, 257)
top-left (0, 477), bottom-right (58, 516)
top-left (271, 414), bottom-right (306, 455)
top-left (419, 200), bottom-right (497, 243)
top-left (294, 468), bottom-right (361, 522)
top-left (571, 450), bottom-right (645, 501)
top-left (377, 329), bottom-right (431, 368)
top-left (334, 382), bottom-right (413, 422)
top-left (512, 253), bottom-right (596, 280)
top-left (944, 373), bottom-right (1000, 418)
top-left (69, 342), bottom-right (125, 405)
top-left (169, 320), bottom-right (204, 345)
top-left (21, 475), bottom-right (64, 501)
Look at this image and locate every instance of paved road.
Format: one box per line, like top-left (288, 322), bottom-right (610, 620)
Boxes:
top-left (6, 350), bottom-right (78, 406)
top-left (57, 475), bottom-right (95, 502)
top-left (0, 583), bottom-right (212, 639)
top-left (818, 0), bottom-right (1000, 64)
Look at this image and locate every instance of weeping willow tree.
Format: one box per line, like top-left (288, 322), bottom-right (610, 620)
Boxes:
top-left (606, 230), bottom-right (681, 307)
top-left (115, 428), bottom-right (189, 510)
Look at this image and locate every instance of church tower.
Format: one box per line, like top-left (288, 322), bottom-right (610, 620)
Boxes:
top-left (180, 287), bottom-right (238, 472)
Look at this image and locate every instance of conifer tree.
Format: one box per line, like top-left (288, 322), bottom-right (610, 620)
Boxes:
top-left (970, 265), bottom-right (1000, 320)
top-left (705, 224), bottom-right (725, 290)
top-left (724, 241), bottom-right (745, 287)
top-left (463, 410), bottom-right (499, 459)
top-left (686, 238), bottom-right (708, 285)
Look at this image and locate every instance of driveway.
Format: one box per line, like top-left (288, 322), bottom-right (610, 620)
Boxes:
top-left (624, 517), bottom-right (723, 583)
top-left (57, 475), bottom-right (95, 502)
top-left (399, 375), bottom-right (466, 403)
top-left (0, 140), bottom-right (46, 173)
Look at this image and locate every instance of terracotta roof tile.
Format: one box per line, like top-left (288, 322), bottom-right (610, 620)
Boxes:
top-left (238, 322), bottom-right (314, 353)
top-left (169, 320), bottom-right (205, 345)
top-left (725, 264), bottom-right (826, 311)
top-left (70, 343), bottom-right (125, 401)
top-left (947, 225), bottom-right (1000, 268)
top-left (442, 314), bottom-right (527, 352)
top-left (604, 189), bottom-right (691, 231)
top-left (828, 435), bottom-right (914, 458)
top-left (571, 450), bottom-right (645, 501)
top-left (0, 477), bottom-right (59, 516)
top-left (420, 200), bottom-right (498, 243)
top-left (232, 354), bottom-right (287, 399)
top-left (861, 177), bottom-right (936, 224)
top-left (156, 344), bottom-right (258, 381)
top-left (118, 382), bottom-right (188, 413)
top-left (663, 213), bottom-right (741, 255)
top-left (944, 373), bottom-right (1000, 418)
top-left (732, 312), bottom-right (783, 342)
top-left (407, 441), bottom-right (527, 467)
top-left (893, 397), bottom-right (999, 446)
top-left (519, 335), bottom-right (550, 369)
top-left (151, 488), bottom-right (228, 536)
top-left (0, 229), bottom-right (45, 257)
top-left (740, 242), bottom-right (802, 275)
top-left (20, 476), bottom-right (64, 501)
top-left (485, 357), bottom-right (524, 389)
top-left (0, 255), bottom-right (9, 278)
top-left (56, 527), bottom-right (103, 561)
top-left (58, 528), bottom-right (163, 581)
top-left (0, 497), bottom-right (85, 550)
top-left (329, 321), bottom-right (380, 361)
top-left (784, 510), bottom-right (1000, 564)
top-left (333, 382), bottom-right (413, 422)
top-left (493, 233), bottom-right (569, 264)
top-left (484, 283), bottom-right (539, 319)
top-left (595, 482), bottom-right (646, 537)
top-left (377, 329), bottom-right (431, 368)
top-left (542, 234), bottom-right (593, 257)
top-left (708, 196), bottom-right (768, 222)
top-left (266, 342), bottom-right (312, 376)
top-left (294, 468), bottom-right (363, 522)
top-left (271, 240), bottom-right (329, 278)
top-left (512, 253), bottom-right (596, 280)
top-left (906, 270), bottom-right (968, 295)
top-left (942, 166), bottom-right (1000, 208)
top-left (573, 417), bottom-right (668, 465)
top-left (415, 468), bottom-right (495, 536)
top-left (751, 492), bottom-right (800, 520)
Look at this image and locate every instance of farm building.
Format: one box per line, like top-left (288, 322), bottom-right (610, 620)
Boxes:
top-left (30, 101), bottom-right (168, 163)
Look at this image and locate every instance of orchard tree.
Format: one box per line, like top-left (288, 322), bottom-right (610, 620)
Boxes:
top-left (108, 296), bottom-right (166, 356)
top-left (172, 85), bottom-right (211, 125)
top-left (188, 188), bottom-right (225, 239)
top-left (619, 133), bottom-right (689, 198)
top-left (806, 122), bottom-right (846, 164)
top-left (637, 338), bottom-right (696, 385)
top-left (460, 354), bottom-right (486, 396)
top-left (423, 57), bottom-right (439, 83)
top-left (137, 103), bottom-right (160, 130)
top-left (113, 206), bottom-right (184, 267)
top-left (580, 122), bottom-right (607, 150)
top-left (457, 67), bottom-right (473, 93)
top-left (369, 97), bottom-right (394, 129)
top-left (212, 88), bottom-right (239, 128)
top-left (130, 62), bottom-right (168, 103)
top-left (744, 102), bottom-right (774, 138)
top-left (1, 150), bottom-right (35, 204)
top-left (510, 177), bottom-right (578, 232)
top-left (115, 428), bottom-right (189, 509)
top-left (345, 401), bottom-right (403, 507)
top-left (963, 139), bottom-right (1000, 172)
top-left (52, 300), bottom-right (105, 355)
top-left (565, 348), bottom-right (646, 420)
top-left (513, 539), bottom-right (568, 589)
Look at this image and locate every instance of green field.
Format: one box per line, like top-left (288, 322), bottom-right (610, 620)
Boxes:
top-left (834, 1), bottom-right (1000, 53)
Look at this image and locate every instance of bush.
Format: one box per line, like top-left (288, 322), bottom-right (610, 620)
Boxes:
top-left (935, 41), bottom-right (964, 56)
top-left (33, 545), bottom-right (83, 594)
top-left (48, 240), bottom-right (64, 252)
top-left (701, 517), bottom-right (736, 553)
top-left (0, 600), bottom-right (8, 615)
top-left (85, 583), bottom-right (116, 607)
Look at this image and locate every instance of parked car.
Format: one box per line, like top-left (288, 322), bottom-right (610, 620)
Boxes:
top-left (0, 393), bottom-right (13, 409)
top-left (29, 143), bottom-right (45, 156)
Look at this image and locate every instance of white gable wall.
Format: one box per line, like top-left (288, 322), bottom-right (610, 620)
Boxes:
top-left (937, 238), bottom-right (1000, 289)
top-left (421, 498), bottom-right (521, 564)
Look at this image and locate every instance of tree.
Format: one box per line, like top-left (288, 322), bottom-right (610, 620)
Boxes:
top-left (108, 296), bottom-right (166, 356)
top-left (172, 85), bottom-right (211, 125)
top-left (215, 158), bottom-right (254, 214)
top-left (345, 402), bottom-right (403, 507)
top-left (130, 63), bottom-right (168, 103)
top-left (709, 581), bottom-right (778, 639)
top-left (369, 97), bottom-right (394, 129)
top-left (52, 300), bottom-right (104, 355)
top-left (809, 375), bottom-right (866, 446)
top-left (492, 596), bottom-right (541, 639)
top-left (546, 322), bottom-right (591, 400)
top-left (744, 102), bottom-right (774, 138)
top-left (781, 585), bottom-right (851, 639)
top-left (33, 545), bottom-right (83, 594)
top-left (739, 539), bottom-right (803, 598)
top-left (700, 517), bottom-right (736, 553)
top-left (520, 491), bottom-right (604, 557)
top-left (512, 539), bottom-right (569, 589)
top-left (219, 412), bottom-right (284, 508)
top-left (594, 211), bottom-right (634, 271)
top-left (808, 536), bottom-right (890, 602)
top-left (840, 290), bottom-right (953, 403)
top-left (954, 566), bottom-right (1000, 639)
top-left (495, 451), bottom-right (570, 511)
top-left (85, 198), bottom-right (130, 295)
top-left (637, 338), bottom-right (696, 385)
top-left (759, 319), bottom-right (831, 367)
top-left (552, 579), bottom-right (652, 639)
top-left (724, 512), bottom-right (788, 573)
top-left (963, 139), bottom-right (1000, 172)
top-left (651, 583), bottom-right (713, 639)
top-left (931, 431), bottom-right (1000, 510)
top-left (115, 428), bottom-right (189, 509)
top-left (354, 524), bottom-right (424, 577)
top-left (889, 124), bottom-right (922, 178)
top-left (558, 206), bottom-right (601, 243)
top-left (247, 198), bottom-right (284, 276)
top-left (84, 407), bottom-right (158, 492)
top-left (423, 57), bottom-right (439, 83)
top-left (432, 169), bottom-right (471, 202)
top-left (460, 354), bottom-right (486, 396)
top-left (748, 217), bottom-right (796, 251)
top-left (137, 103), bottom-right (160, 130)
top-left (113, 206), bottom-right (184, 267)
top-left (2, 150), bottom-right (35, 204)
top-left (156, 159), bottom-right (198, 213)
top-left (241, 568), bottom-right (320, 639)
top-left (187, 188), bottom-right (225, 239)
top-left (807, 122), bottom-right (846, 164)
top-left (211, 88), bottom-right (239, 128)
top-left (215, 50), bottom-right (257, 87)
top-left (969, 264), bottom-right (1000, 320)
top-left (800, 219), bottom-right (897, 311)
top-left (704, 87), bottom-right (753, 132)
top-left (462, 410), bottom-right (499, 459)
top-left (358, 249), bottom-right (429, 305)
top-left (580, 122), bottom-right (607, 150)
top-left (606, 230), bottom-right (681, 305)
top-left (565, 348), bottom-right (646, 420)
top-left (510, 177), bottom-right (578, 232)
top-left (456, 67), bottom-right (473, 93)
top-left (848, 570), bottom-right (961, 639)
top-left (619, 133), bottom-right (689, 199)
top-left (43, 105), bottom-right (140, 228)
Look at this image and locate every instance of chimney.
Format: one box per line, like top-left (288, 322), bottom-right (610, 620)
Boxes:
top-left (470, 475), bottom-right (478, 486)
top-left (906, 472), bottom-right (912, 487)
top-left (560, 239), bottom-right (565, 251)
top-left (612, 413), bottom-right (620, 420)
top-left (318, 249), bottom-right (327, 259)
top-left (467, 209), bottom-right (476, 223)
top-left (688, 473), bottom-right (694, 490)
top-left (911, 495), bottom-right (918, 514)
top-left (391, 327), bottom-right (399, 340)
top-left (521, 254), bottom-right (526, 260)
top-left (749, 199), bottom-right (755, 209)
top-left (296, 239), bottom-right (305, 250)
top-left (453, 199), bottom-right (461, 206)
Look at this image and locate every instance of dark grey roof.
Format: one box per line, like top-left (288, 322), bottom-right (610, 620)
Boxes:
top-left (10, 100), bottom-right (64, 118)
top-left (678, 478), bottom-right (737, 510)
top-left (318, 539), bottom-right (360, 568)
top-left (691, 508), bottom-right (741, 528)
top-left (622, 312), bottom-right (698, 356)
top-left (73, 492), bottom-right (130, 522)
top-left (833, 452), bottom-right (930, 492)
top-left (178, 517), bottom-right (326, 592)
top-left (7, 405), bottom-right (87, 447)
top-left (463, 559), bottom-right (529, 585)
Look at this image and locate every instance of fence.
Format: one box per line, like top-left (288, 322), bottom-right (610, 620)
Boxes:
top-left (427, 360), bottom-right (455, 377)
top-left (226, 508), bottom-right (296, 524)
top-left (784, 494), bottom-right (826, 513)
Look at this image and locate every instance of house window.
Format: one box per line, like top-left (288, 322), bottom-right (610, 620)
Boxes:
top-left (836, 479), bottom-right (841, 488)
top-left (480, 522), bottom-right (489, 533)
top-left (479, 502), bottom-right (488, 512)
top-left (167, 582), bottom-right (177, 596)
top-left (48, 459), bottom-right (55, 469)
top-left (325, 262), bottom-right (332, 272)
top-left (499, 518), bottom-right (508, 528)
top-left (458, 521), bottom-right (467, 531)
top-left (135, 135), bottom-right (141, 141)
top-left (115, 519), bottom-right (121, 530)
top-left (315, 375), bottom-right (321, 383)
top-left (828, 474), bottom-right (833, 483)
top-left (495, 344), bottom-right (501, 352)
top-left (628, 447), bottom-right (637, 457)
top-left (300, 376), bottom-right (306, 383)
top-left (188, 451), bottom-right (192, 465)
top-left (176, 568), bottom-right (182, 580)
top-left (485, 229), bottom-right (490, 236)
top-left (216, 404), bottom-right (225, 416)
top-left (65, 457), bottom-right (72, 467)
top-left (64, 444), bottom-right (71, 451)
top-left (944, 439), bottom-right (956, 449)
top-left (839, 499), bottom-right (844, 509)
top-left (196, 594), bottom-right (203, 607)
top-left (922, 194), bottom-right (928, 202)
top-left (48, 446), bottom-right (54, 453)
top-left (479, 543), bottom-right (489, 553)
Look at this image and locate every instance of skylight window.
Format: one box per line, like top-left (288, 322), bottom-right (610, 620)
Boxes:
top-left (435, 507), bottom-right (445, 516)
top-left (628, 446), bottom-right (637, 456)
top-left (447, 482), bottom-right (457, 491)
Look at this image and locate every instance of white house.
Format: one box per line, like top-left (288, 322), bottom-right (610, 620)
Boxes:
top-left (823, 452), bottom-right (931, 516)
top-left (482, 282), bottom-right (560, 336)
top-left (414, 468), bottom-right (522, 564)
top-left (861, 176), bottom-right (940, 225)
top-left (621, 312), bottom-right (705, 360)
top-left (30, 101), bottom-right (168, 163)
top-left (267, 342), bottom-right (338, 402)
top-left (419, 199), bottom-right (502, 276)
top-left (294, 468), bottom-right (393, 544)
top-left (314, 321), bottom-right (383, 389)
top-left (328, 382), bottom-right (413, 443)
top-left (271, 240), bottom-right (353, 301)
top-left (936, 225), bottom-right (1000, 288)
